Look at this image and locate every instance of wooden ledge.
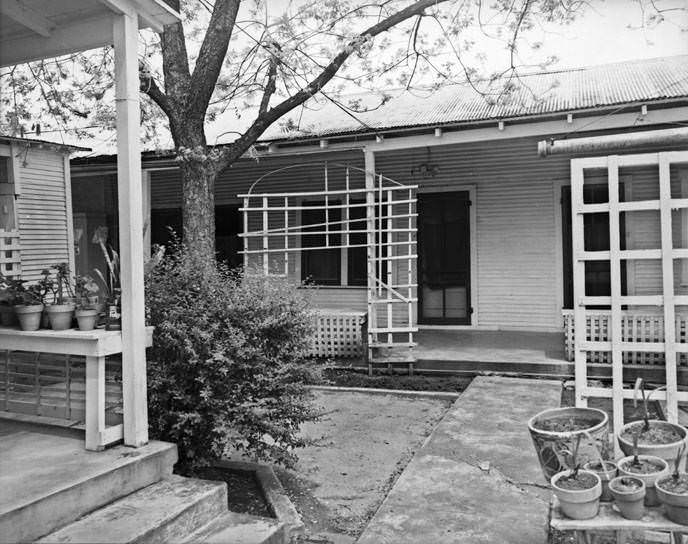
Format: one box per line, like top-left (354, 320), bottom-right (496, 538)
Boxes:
top-left (551, 496), bottom-right (688, 533)
top-left (0, 326), bottom-right (154, 357)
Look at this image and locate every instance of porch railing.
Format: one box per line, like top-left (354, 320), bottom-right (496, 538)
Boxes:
top-left (0, 327), bottom-right (153, 450)
top-left (563, 310), bottom-right (688, 365)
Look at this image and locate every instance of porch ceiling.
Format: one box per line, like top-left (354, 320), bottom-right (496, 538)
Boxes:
top-left (0, 0), bottom-right (179, 68)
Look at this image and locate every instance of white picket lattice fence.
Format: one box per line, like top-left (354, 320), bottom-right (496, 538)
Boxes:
top-left (0, 229), bottom-right (20, 278)
top-left (311, 310), bottom-right (366, 360)
top-left (563, 310), bottom-right (688, 365)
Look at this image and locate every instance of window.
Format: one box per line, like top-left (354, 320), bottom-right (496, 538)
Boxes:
top-left (215, 205), bottom-right (242, 268)
top-left (301, 202), bottom-right (341, 285)
top-left (347, 202), bottom-right (367, 286)
top-left (562, 183), bottom-right (626, 309)
top-left (150, 205), bottom-right (241, 267)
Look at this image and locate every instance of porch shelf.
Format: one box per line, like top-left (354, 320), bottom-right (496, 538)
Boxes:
top-left (0, 326), bottom-right (153, 451)
top-left (563, 310), bottom-right (688, 365)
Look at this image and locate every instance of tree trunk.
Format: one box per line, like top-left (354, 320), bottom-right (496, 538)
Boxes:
top-left (179, 157), bottom-right (216, 262)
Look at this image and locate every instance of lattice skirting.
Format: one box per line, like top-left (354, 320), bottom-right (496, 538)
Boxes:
top-left (0, 351), bottom-right (123, 424)
top-left (311, 311), bottom-right (366, 360)
top-left (563, 311), bottom-right (688, 365)
top-left (0, 229), bottom-right (20, 278)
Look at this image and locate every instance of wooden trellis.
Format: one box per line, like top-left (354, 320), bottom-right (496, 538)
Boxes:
top-left (238, 162), bottom-right (418, 365)
top-left (572, 151), bottom-right (688, 443)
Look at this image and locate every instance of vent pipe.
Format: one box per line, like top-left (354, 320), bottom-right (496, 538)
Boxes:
top-left (538, 126), bottom-right (688, 157)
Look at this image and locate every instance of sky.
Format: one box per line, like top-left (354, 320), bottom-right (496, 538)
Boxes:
top-left (521, 0), bottom-right (687, 69)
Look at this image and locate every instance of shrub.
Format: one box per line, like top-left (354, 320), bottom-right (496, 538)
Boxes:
top-left (145, 245), bottom-right (318, 471)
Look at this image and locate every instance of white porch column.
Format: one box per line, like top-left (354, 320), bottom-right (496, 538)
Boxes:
top-left (114, 11), bottom-right (148, 447)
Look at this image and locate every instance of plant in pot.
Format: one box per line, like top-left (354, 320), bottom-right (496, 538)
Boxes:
top-left (617, 432), bottom-right (669, 507)
top-left (92, 230), bottom-right (121, 331)
top-left (12, 281), bottom-right (44, 331)
top-left (656, 444), bottom-right (688, 524)
top-left (618, 378), bottom-right (688, 464)
top-left (528, 406), bottom-right (610, 481)
top-left (74, 275), bottom-right (100, 331)
top-left (45, 263), bottom-right (76, 331)
top-left (37, 268), bottom-right (55, 329)
top-left (551, 435), bottom-right (603, 520)
top-left (609, 475), bottom-right (646, 520)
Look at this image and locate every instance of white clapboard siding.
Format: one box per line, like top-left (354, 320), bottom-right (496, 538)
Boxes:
top-left (145, 132), bottom-right (687, 332)
top-left (16, 147), bottom-right (71, 281)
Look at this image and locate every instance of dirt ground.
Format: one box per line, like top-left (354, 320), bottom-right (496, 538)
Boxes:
top-left (276, 389), bottom-right (453, 544)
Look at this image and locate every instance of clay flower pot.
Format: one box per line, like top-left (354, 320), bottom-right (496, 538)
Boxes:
top-left (46, 303), bottom-right (75, 331)
top-left (617, 455), bottom-right (669, 507)
top-left (656, 474), bottom-right (688, 525)
top-left (584, 461), bottom-right (617, 502)
top-left (75, 308), bottom-right (99, 331)
top-left (618, 420), bottom-right (688, 465)
top-left (609, 476), bottom-right (646, 520)
top-left (551, 469), bottom-right (602, 520)
top-left (528, 407), bottom-right (610, 481)
top-left (14, 304), bottom-right (44, 331)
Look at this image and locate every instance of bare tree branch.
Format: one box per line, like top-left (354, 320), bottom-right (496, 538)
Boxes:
top-left (214, 0), bottom-right (450, 172)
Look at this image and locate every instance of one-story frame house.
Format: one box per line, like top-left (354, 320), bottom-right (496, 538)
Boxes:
top-left (71, 54), bottom-right (688, 379)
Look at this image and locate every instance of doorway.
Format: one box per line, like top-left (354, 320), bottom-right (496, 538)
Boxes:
top-left (418, 191), bottom-right (471, 325)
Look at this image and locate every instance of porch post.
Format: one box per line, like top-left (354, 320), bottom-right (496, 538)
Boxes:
top-left (114, 11), bottom-right (148, 447)
top-left (364, 149), bottom-right (376, 375)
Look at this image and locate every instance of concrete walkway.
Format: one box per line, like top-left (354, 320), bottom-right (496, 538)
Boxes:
top-left (357, 376), bottom-right (561, 544)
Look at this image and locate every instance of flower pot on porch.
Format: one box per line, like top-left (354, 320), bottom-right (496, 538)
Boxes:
top-left (14, 304), bottom-right (44, 331)
top-left (0, 304), bottom-right (16, 326)
top-left (551, 469), bottom-right (602, 520)
top-left (617, 455), bottom-right (669, 507)
top-left (46, 303), bottom-right (75, 331)
top-left (656, 474), bottom-right (688, 525)
top-left (609, 476), bottom-right (646, 520)
top-left (583, 461), bottom-right (617, 502)
top-left (75, 308), bottom-right (99, 331)
top-left (618, 420), bottom-right (688, 466)
top-left (527, 407), bottom-right (610, 481)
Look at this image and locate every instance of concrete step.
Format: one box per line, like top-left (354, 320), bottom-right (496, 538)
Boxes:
top-left (0, 432), bottom-right (177, 543)
top-left (182, 511), bottom-right (286, 544)
top-left (38, 475), bottom-right (227, 543)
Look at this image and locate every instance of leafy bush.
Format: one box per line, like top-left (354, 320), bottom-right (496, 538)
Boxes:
top-left (145, 245), bottom-right (318, 471)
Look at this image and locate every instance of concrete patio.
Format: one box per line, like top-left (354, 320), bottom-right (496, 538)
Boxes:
top-left (357, 375), bottom-right (560, 544)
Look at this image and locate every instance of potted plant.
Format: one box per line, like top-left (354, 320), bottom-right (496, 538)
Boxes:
top-left (45, 262), bottom-right (75, 330)
top-left (550, 435), bottom-right (602, 520)
top-left (656, 445), bottom-right (688, 525)
top-left (74, 275), bottom-right (100, 331)
top-left (37, 268), bottom-right (55, 328)
top-left (618, 379), bottom-right (688, 463)
top-left (617, 433), bottom-right (669, 506)
top-left (609, 476), bottom-right (646, 520)
top-left (583, 460), bottom-right (617, 502)
top-left (12, 281), bottom-right (44, 331)
top-left (528, 406), bottom-right (610, 480)
top-left (92, 227), bottom-right (121, 331)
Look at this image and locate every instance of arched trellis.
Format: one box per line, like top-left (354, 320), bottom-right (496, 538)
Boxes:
top-left (238, 161), bottom-right (418, 370)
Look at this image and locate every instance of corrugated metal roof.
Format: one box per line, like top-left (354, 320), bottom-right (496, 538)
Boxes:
top-left (0, 134), bottom-right (90, 152)
top-left (262, 55), bottom-right (688, 142)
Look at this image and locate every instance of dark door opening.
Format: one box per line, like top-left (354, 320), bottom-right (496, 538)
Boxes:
top-left (418, 191), bottom-right (471, 325)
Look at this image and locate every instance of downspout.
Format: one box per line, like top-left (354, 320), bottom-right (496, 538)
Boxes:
top-left (537, 126), bottom-right (688, 157)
